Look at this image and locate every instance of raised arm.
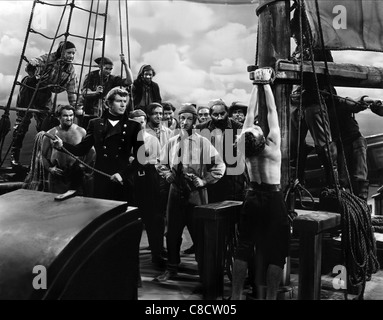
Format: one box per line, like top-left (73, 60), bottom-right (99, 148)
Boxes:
top-left (243, 85), bottom-right (259, 130)
top-left (264, 84), bottom-right (280, 145)
top-left (120, 54), bottom-right (133, 86)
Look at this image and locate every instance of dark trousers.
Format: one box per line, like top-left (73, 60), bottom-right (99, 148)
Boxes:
top-left (166, 184), bottom-right (196, 271)
top-left (134, 165), bottom-right (167, 259)
top-left (338, 136), bottom-right (369, 199)
top-left (13, 76), bottom-right (53, 151)
top-left (290, 101), bottom-right (338, 186)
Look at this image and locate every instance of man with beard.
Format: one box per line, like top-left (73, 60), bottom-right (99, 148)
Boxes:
top-left (196, 99), bottom-right (247, 203)
top-left (11, 40), bottom-right (79, 167)
top-left (132, 64), bottom-right (162, 112)
top-left (42, 105), bottom-right (95, 195)
top-left (154, 103), bottom-right (226, 281)
top-left (52, 87), bottom-right (143, 201)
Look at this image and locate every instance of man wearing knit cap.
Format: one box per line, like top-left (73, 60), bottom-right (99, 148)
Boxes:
top-left (155, 103), bottom-right (226, 282)
top-left (11, 40), bottom-right (79, 167)
top-left (196, 98), bottom-right (248, 203)
top-left (81, 54), bottom-right (133, 125)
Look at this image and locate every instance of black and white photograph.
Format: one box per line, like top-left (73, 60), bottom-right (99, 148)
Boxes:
top-left (0, 0), bottom-right (383, 307)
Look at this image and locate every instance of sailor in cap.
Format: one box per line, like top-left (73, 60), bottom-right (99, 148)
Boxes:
top-left (81, 54), bottom-right (133, 122)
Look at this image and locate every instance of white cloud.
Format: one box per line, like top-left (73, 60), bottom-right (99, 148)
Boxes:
top-left (0, 35), bottom-right (24, 56)
top-left (0, 73), bottom-right (20, 105)
top-left (129, 1), bottom-right (215, 38)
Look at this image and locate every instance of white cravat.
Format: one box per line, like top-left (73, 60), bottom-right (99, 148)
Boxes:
top-left (108, 119), bottom-right (119, 126)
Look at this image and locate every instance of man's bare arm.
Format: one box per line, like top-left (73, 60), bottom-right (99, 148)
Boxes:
top-left (120, 54), bottom-right (133, 86)
top-left (243, 85), bottom-right (259, 130)
top-left (264, 84), bottom-right (280, 145)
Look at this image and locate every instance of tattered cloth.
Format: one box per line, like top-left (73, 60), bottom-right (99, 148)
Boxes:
top-left (305, 0), bottom-right (383, 52)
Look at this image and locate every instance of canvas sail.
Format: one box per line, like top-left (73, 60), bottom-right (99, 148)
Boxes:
top-left (304, 0), bottom-right (383, 52)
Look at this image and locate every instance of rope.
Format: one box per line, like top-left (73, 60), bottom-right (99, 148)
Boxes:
top-left (43, 132), bottom-right (112, 179)
top-left (100, 0), bottom-right (109, 90)
top-left (0, 0), bottom-right (69, 168)
top-left (124, 0), bottom-right (133, 113)
top-left (313, 0), bottom-right (353, 194)
top-left (60, 146), bottom-right (112, 179)
top-left (118, 0), bottom-right (124, 80)
top-left (82, 0), bottom-right (101, 114)
top-left (295, 1), bottom-right (380, 299)
top-left (74, 0), bottom-right (96, 107)
top-left (22, 131), bottom-right (49, 191)
top-left (324, 188), bottom-right (380, 299)
top-left (0, 0), bottom-right (37, 163)
top-left (125, 0), bottom-right (132, 68)
top-left (284, 178), bottom-right (316, 222)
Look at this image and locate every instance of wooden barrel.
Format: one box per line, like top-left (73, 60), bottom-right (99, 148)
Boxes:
top-left (0, 189), bottom-right (142, 300)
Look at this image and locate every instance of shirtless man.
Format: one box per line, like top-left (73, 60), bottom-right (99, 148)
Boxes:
top-left (231, 71), bottom-right (290, 300)
top-left (42, 104), bottom-right (94, 194)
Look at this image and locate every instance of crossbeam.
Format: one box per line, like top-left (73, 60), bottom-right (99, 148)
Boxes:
top-left (0, 105), bottom-right (47, 114)
top-left (275, 60), bottom-right (383, 89)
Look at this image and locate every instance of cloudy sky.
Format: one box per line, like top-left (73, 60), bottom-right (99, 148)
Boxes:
top-left (0, 0), bottom-right (382, 135)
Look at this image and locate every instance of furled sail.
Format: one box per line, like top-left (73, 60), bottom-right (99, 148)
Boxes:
top-left (304, 0), bottom-right (383, 52)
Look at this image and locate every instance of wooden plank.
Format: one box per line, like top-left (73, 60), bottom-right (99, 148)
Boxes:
top-left (194, 200), bottom-right (241, 300)
top-left (298, 232), bottom-right (323, 300)
top-left (294, 209), bottom-right (341, 234)
top-left (0, 105), bottom-right (48, 113)
top-left (293, 209), bottom-right (341, 300)
top-left (276, 60), bottom-right (383, 88)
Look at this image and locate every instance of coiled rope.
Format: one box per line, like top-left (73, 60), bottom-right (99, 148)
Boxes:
top-left (294, 0), bottom-right (380, 299)
top-left (322, 188), bottom-right (380, 299)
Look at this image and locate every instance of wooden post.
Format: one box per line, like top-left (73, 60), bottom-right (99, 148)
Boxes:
top-left (257, 0), bottom-right (291, 189)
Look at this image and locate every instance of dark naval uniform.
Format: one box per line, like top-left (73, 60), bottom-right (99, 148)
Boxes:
top-left (63, 111), bottom-right (143, 201)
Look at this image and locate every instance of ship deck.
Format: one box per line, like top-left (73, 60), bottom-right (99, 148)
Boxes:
top-left (137, 187), bottom-right (383, 301)
top-left (137, 229), bottom-right (383, 301)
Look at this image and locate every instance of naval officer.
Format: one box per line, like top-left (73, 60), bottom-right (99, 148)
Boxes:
top-left (53, 87), bottom-right (144, 201)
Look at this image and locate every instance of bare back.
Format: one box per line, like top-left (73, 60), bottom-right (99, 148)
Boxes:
top-left (243, 84), bottom-right (281, 185)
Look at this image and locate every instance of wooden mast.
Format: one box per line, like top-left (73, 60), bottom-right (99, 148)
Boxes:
top-left (256, 0), bottom-right (291, 189)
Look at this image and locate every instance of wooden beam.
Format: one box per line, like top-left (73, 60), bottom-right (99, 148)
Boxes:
top-left (275, 60), bottom-right (383, 88)
top-left (0, 105), bottom-right (48, 114)
top-left (257, 0), bottom-right (291, 189)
